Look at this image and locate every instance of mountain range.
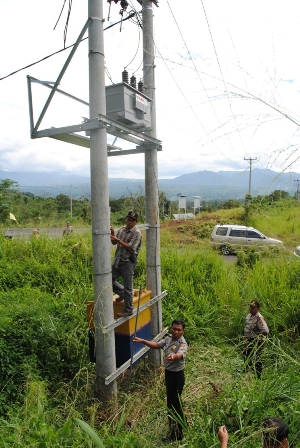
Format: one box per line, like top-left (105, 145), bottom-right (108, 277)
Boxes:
top-left (1, 168), bottom-right (299, 201)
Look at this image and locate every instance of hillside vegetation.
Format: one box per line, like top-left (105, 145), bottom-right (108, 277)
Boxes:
top-left (1, 199), bottom-right (300, 447)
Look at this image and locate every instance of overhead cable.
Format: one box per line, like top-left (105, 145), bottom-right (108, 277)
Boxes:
top-left (0, 12), bottom-right (137, 82)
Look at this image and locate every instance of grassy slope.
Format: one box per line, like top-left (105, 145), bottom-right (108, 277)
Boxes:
top-left (1, 202), bottom-right (300, 446)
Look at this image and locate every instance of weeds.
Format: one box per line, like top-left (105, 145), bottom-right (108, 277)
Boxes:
top-left (1, 205), bottom-right (300, 446)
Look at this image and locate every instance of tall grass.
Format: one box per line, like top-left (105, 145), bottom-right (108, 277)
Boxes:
top-left (248, 200), bottom-right (300, 247)
top-left (1, 204), bottom-right (300, 446)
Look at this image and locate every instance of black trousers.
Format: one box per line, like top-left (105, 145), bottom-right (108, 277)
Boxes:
top-left (243, 338), bottom-right (264, 378)
top-left (165, 369), bottom-right (185, 441)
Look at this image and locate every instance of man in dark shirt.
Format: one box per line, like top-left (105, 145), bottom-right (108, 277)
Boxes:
top-left (243, 300), bottom-right (269, 378)
top-left (110, 210), bottom-right (142, 317)
top-left (133, 319), bottom-right (188, 442)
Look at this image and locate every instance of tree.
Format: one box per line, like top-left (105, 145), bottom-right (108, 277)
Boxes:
top-left (158, 191), bottom-right (169, 217)
top-left (0, 179), bottom-right (18, 192)
top-left (109, 197), bottom-right (125, 213)
top-left (0, 178), bottom-right (19, 222)
top-left (268, 190), bottom-right (290, 202)
top-left (222, 199), bottom-right (241, 209)
top-left (55, 194), bottom-right (70, 214)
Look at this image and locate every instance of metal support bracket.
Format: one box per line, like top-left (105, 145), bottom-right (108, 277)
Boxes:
top-left (29, 17), bottom-right (93, 137)
top-left (92, 230), bottom-right (111, 235)
top-left (91, 16), bottom-right (105, 22)
top-left (26, 19), bottom-right (162, 155)
top-left (102, 290), bottom-right (167, 333)
top-left (104, 326), bottom-right (168, 385)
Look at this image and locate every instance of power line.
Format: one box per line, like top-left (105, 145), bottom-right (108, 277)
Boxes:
top-left (154, 54), bottom-right (300, 128)
top-left (0, 12), bottom-right (137, 82)
top-left (200, 0), bottom-right (247, 157)
top-left (161, 1), bottom-right (237, 164)
top-left (166, 0), bottom-right (242, 161)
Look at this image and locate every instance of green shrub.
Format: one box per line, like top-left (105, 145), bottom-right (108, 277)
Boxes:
top-left (0, 286), bottom-right (88, 414)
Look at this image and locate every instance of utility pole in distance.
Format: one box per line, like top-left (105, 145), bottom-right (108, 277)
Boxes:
top-left (70, 184), bottom-right (73, 218)
top-left (294, 179), bottom-right (300, 202)
top-left (244, 157), bottom-right (257, 195)
top-left (143, 0), bottom-right (162, 365)
top-left (89, 0), bottom-right (117, 400)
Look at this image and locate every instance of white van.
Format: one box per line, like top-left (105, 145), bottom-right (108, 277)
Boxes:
top-left (210, 224), bottom-right (283, 255)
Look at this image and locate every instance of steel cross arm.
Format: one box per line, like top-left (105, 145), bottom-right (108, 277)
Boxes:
top-left (108, 149), bottom-right (148, 156)
top-left (33, 120), bottom-right (101, 139)
top-left (98, 114), bottom-right (161, 145)
top-left (31, 17), bottom-right (92, 137)
top-left (48, 134), bottom-right (160, 154)
top-left (50, 133), bottom-right (122, 152)
top-left (104, 326), bottom-right (169, 385)
top-left (29, 76), bottom-right (89, 106)
top-left (102, 290), bottom-right (168, 333)
top-left (107, 133), bottom-right (162, 151)
top-left (108, 129), bottom-right (143, 146)
top-left (139, 142), bottom-right (162, 150)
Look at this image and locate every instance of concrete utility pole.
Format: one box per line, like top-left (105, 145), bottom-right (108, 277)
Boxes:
top-left (244, 157), bottom-right (257, 195)
top-left (143, 0), bottom-right (162, 365)
top-left (89, 0), bottom-right (117, 400)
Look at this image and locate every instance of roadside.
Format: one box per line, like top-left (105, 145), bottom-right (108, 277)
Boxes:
top-left (2, 227), bottom-right (91, 239)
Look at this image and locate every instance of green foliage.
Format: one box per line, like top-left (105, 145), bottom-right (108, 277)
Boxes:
top-left (1, 200), bottom-right (300, 446)
top-left (236, 247), bottom-right (261, 268)
top-left (56, 194), bottom-right (71, 214)
top-left (269, 190), bottom-right (290, 202)
top-left (0, 178), bottom-right (18, 222)
top-left (0, 235), bottom-right (93, 415)
top-left (74, 418), bottom-right (105, 447)
top-left (109, 196), bottom-right (126, 213)
top-left (190, 221), bottom-right (217, 238)
top-left (0, 286), bottom-right (88, 414)
top-left (222, 199), bottom-right (241, 209)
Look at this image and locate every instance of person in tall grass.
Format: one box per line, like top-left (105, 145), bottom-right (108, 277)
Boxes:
top-left (110, 210), bottom-right (142, 317)
top-left (133, 319), bottom-right (187, 443)
top-left (218, 418), bottom-right (289, 447)
top-left (62, 221), bottom-right (73, 236)
top-left (32, 228), bottom-right (39, 239)
top-left (243, 300), bottom-right (269, 378)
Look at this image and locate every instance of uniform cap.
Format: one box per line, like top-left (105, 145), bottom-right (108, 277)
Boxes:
top-left (126, 210), bottom-right (138, 221)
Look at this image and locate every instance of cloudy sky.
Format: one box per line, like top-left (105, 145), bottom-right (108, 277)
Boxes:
top-left (1, 0), bottom-right (300, 179)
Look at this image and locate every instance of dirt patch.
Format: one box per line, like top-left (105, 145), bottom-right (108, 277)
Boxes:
top-left (161, 216), bottom-right (221, 230)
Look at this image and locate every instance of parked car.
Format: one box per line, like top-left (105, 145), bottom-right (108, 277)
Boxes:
top-left (210, 224), bottom-right (283, 255)
top-left (294, 246), bottom-right (300, 257)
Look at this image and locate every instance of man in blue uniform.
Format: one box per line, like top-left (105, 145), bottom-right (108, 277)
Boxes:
top-left (133, 319), bottom-right (187, 442)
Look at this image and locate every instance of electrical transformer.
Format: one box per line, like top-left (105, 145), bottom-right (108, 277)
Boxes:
top-left (105, 82), bottom-right (152, 128)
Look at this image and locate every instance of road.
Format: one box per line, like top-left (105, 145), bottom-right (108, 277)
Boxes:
top-left (3, 227), bottom-right (91, 239)
top-left (224, 254), bottom-right (237, 263)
